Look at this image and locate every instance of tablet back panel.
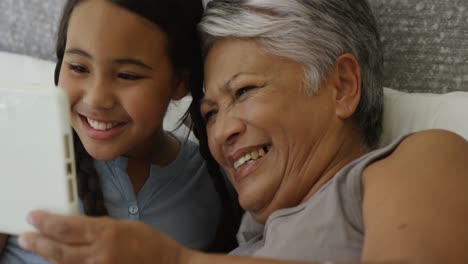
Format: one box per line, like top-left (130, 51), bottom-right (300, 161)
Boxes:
top-left (0, 86), bottom-right (79, 235)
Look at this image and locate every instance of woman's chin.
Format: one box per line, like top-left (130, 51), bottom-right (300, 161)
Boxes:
top-left (248, 209), bottom-right (271, 225)
top-left (239, 195), bottom-right (272, 224)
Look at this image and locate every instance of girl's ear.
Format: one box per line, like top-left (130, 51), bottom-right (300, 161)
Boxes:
top-left (327, 53), bottom-right (362, 120)
top-left (171, 73), bottom-right (190, 101)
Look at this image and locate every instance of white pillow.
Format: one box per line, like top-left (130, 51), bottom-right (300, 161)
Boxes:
top-left (0, 51), bottom-right (56, 87)
top-left (380, 87), bottom-right (468, 146)
top-left (164, 96), bottom-right (196, 141)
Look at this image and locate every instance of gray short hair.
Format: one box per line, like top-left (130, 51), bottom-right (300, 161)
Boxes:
top-left (199, 0), bottom-right (384, 148)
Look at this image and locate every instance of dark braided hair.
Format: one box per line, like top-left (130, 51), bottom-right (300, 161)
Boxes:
top-left (55, 0), bottom-right (241, 251)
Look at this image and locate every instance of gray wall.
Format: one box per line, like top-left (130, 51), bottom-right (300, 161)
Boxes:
top-left (0, 0), bottom-right (64, 60)
top-left (370, 0), bottom-right (468, 93)
top-left (0, 0), bottom-right (467, 93)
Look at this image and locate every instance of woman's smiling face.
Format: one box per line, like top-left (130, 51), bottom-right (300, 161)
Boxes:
top-left (201, 39), bottom-right (340, 223)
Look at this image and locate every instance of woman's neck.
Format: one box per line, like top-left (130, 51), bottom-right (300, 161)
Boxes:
top-left (301, 125), bottom-right (369, 203)
top-left (251, 123), bottom-right (369, 224)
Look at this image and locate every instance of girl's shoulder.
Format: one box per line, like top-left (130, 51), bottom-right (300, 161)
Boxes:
top-left (172, 134), bottom-right (206, 167)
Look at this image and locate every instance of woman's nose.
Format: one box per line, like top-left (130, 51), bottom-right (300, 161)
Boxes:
top-left (212, 113), bottom-right (246, 146)
top-left (82, 76), bottom-right (116, 109)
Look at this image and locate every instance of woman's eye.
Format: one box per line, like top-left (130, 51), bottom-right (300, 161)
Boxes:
top-left (203, 110), bottom-right (216, 123)
top-left (118, 72), bottom-right (144, 81)
top-left (68, 64), bottom-right (89, 74)
top-left (235, 86), bottom-right (256, 99)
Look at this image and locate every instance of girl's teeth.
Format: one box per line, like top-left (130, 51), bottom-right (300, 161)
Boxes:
top-left (87, 118), bottom-right (117, 131)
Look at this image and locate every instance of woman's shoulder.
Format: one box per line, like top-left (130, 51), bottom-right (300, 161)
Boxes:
top-left (362, 129), bottom-right (468, 203)
top-left (393, 129), bottom-right (466, 153)
top-left (373, 129), bottom-right (465, 167)
top-left (364, 129), bottom-right (467, 183)
top-left (360, 130), bottom-right (468, 261)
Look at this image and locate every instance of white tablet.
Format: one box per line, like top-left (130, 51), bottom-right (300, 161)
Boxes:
top-left (0, 86), bottom-right (79, 235)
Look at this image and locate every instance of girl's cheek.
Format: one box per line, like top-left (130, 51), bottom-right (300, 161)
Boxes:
top-left (59, 77), bottom-right (79, 106)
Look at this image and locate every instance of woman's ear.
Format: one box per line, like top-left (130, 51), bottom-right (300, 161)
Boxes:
top-left (328, 53), bottom-right (362, 120)
top-left (171, 73), bottom-right (190, 101)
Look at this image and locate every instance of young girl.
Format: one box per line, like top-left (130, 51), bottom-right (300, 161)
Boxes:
top-left (0, 0), bottom-right (239, 263)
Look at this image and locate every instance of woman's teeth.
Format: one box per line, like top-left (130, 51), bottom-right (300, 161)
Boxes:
top-left (87, 117), bottom-right (119, 131)
top-left (234, 146), bottom-right (270, 170)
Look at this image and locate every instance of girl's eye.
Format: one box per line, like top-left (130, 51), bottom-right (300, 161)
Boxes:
top-left (68, 64), bottom-right (89, 74)
top-left (235, 86), bottom-right (256, 99)
top-left (117, 72), bottom-right (144, 81)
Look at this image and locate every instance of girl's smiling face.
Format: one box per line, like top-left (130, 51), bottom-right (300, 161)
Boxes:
top-left (59, 0), bottom-right (187, 161)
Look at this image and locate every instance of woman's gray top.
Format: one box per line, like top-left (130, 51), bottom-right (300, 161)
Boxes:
top-left (230, 136), bottom-right (407, 263)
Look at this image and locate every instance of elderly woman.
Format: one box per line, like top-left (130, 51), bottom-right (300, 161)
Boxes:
top-left (18, 0), bottom-right (468, 263)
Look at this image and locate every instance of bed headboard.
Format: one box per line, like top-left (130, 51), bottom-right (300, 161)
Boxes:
top-left (1, 0), bottom-right (467, 93)
top-left (368, 0), bottom-right (468, 93)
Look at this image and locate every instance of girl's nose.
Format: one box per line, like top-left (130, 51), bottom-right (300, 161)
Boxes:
top-left (82, 76), bottom-right (116, 109)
